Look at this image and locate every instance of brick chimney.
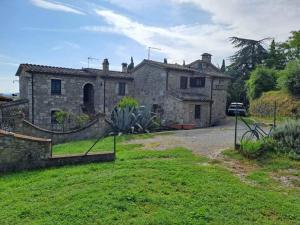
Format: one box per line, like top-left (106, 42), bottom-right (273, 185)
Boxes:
top-left (102, 58), bottom-right (109, 74)
top-left (201, 53), bottom-right (212, 63)
top-left (164, 58), bottom-right (168, 64)
top-left (121, 63), bottom-right (128, 72)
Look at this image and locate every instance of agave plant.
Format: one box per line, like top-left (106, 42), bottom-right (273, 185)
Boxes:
top-left (135, 106), bottom-right (158, 133)
top-left (108, 105), bottom-right (159, 134)
top-left (109, 106), bottom-right (138, 134)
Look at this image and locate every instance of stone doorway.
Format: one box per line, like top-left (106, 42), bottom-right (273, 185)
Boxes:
top-left (83, 83), bottom-right (95, 115)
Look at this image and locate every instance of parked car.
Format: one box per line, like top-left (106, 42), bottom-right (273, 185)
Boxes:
top-left (227, 102), bottom-right (247, 116)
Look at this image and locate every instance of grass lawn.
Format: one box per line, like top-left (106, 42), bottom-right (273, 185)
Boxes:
top-left (223, 149), bottom-right (300, 189)
top-left (0, 135), bottom-right (299, 224)
top-left (52, 133), bottom-right (157, 156)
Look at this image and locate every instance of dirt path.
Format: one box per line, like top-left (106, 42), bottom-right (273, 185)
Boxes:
top-left (126, 117), bottom-right (247, 158)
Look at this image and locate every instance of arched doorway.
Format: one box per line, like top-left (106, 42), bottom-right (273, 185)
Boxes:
top-left (83, 83), bottom-right (95, 114)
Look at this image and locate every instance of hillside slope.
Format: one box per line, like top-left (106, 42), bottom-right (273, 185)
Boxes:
top-left (249, 91), bottom-right (300, 117)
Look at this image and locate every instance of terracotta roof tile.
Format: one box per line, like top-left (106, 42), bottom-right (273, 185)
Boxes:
top-left (16, 64), bottom-right (133, 80)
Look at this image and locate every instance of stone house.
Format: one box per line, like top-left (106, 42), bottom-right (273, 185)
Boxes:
top-left (16, 53), bottom-right (230, 129)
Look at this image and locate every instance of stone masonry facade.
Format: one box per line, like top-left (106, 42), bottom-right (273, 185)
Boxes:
top-left (16, 53), bottom-right (230, 129)
top-left (0, 129), bottom-right (51, 166)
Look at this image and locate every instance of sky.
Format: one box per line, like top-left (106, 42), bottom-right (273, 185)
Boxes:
top-left (0, 0), bottom-right (300, 93)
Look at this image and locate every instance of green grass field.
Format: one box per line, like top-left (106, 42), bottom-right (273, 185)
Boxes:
top-left (52, 133), bottom-right (156, 156)
top-left (0, 135), bottom-right (299, 225)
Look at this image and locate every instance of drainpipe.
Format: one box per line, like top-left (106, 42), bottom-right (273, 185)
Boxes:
top-left (209, 77), bottom-right (214, 126)
top-left (31, 73), bottom-right (35, 124)
top-left (103, 79), bottom-right (106, 114)
top-left (166, 69), bottom-right (169, 91)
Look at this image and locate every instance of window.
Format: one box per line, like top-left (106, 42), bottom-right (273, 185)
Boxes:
top-left (51, 79), bottom-right (61, 95)
top-left (180, 76), bottom-right (188, 89)
top-left (195, 105), bottom-right (201, 119)
top-left (152, 104), bottom-right (159, 113)
top-left (118, 82), bottom-right (126, 96)
top-left (190, 77), bottom-right (205, 87)
top-left (51, 110), bottom-right (59, 125)
top-left (197, 63), bottom-right (203, 70)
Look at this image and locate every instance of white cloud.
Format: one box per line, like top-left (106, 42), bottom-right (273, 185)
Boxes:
top-left (90, 1), bottom-right (300, 64)
top-left (80, 26), bottom-right (119, 33)
top-left (51, 41), bottom-right (80, 51)
top-left (92, 9), bottom-right (232, 64)
top-left (30, 0), bottom-right (85, 15)
top-left (172, 0), bottom-right (300, 41)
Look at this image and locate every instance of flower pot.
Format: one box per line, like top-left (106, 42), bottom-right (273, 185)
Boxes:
top-left (182, 124), bottom-right (195, 130)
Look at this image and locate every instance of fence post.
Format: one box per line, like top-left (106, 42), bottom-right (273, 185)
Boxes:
top-left (273, 101), bottom-right (277, 127)
top-left (234, 107), bottom-right (238, 150)
top-left (113, 134), bottom-right (116, 155)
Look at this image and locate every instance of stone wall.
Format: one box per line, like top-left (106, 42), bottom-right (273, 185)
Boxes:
top-left (19, 71), bottom-right (134, 129)
top-left (0, 99), bottom-right (29, 131)
top-left (163, 95), bottom-right (210, 127)
top-left (20, 71), bottom-right (97, 128)
top-left (13, 113), bottom-right (110, 144)
top-left (133, 64), bottom-right (167, 107)
top-left (167, 70), bottom-right (212, 97)
top-left (211, 78), bottom-right (230, 125)
top-left (0, 129), bottom-right (115, 173)
top-left (0, 129), bottom-right (51, 171)
top-left (132, 65), bottom-right (214, 127)
top-left (103, 77), bottom-right (134, 113)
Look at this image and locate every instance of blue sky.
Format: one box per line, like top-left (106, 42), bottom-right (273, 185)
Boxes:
top-left (1, 0), bottom-right (300, 93)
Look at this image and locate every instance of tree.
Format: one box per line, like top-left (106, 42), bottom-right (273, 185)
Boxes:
top-left (220, 59), bottom-right (226, 72)
top-left (227, 77), bottom-right (248, 105)
top-left (127, 57), bottom-right (134, 71)
top-left (283, 59), bottom-right (300, 96)
top-left (229, 37), bottom-right (270, 79)
top-left (283, 31), bottom-right (300, 60)
top-left (265, 39), bottom-right (286, 70)
top-left (247, 66), bottom-right (277, 100)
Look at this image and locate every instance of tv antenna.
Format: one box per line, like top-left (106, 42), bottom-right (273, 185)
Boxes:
top-left (148, 47), bottom-right (161, 60)
top-left (87, 57), bottom-right (101, 68)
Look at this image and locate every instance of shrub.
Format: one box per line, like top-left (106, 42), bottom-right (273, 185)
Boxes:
top-left (247, 66), bottom-right (277, 100)
top-left (55, 111), bottom-right (69, 125)
top-left (240, 139), bottom-right (263, 159)
top-left (240, 138), bottom-right (275, 159)
top-left (117, 96), bottom-right (139, 109)
top-left (272, 119), bottom-right (300, 159)
top-left (54, 111), bottom-right (90, 131)
top-left (75, 114), bottom-right (90, 127)
top-left (284, 59), bottom-right (300, 96)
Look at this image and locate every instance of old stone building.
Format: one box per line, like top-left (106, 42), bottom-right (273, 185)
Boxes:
top-left (16, 53), bottom-right (230, 129)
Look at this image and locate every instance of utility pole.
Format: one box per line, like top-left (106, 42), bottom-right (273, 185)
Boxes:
top-left (147, 47), bottom-right (161, 60)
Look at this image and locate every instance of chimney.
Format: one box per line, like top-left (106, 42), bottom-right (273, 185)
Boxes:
top-left (122, 63), bottom-right (128, 73)
top-left (183, 60), bottom-right (186, 66)
top-left (201, 53), bottom-right (212, 63)
top-left (164, 58), bottom-right (168, 64)
top-left (102, 58), bottom-right (109, 74)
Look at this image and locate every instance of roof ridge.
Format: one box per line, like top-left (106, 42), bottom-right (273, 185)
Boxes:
top-left (21, 63), bottom-right (82, 70)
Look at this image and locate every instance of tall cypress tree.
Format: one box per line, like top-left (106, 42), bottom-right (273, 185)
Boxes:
top-left (265, 39), bottom-right (286, 70)
top-left (220, 59), bottom-right (226, 72)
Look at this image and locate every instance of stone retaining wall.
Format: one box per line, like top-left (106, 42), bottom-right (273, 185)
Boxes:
top-left (0, 129), bottom-right (51, 172)
top-left (0, 128), bottom-right (115, 173)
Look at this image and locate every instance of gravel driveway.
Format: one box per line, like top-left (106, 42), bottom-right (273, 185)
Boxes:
top-left (126, 117), bottom-right (248, 158)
